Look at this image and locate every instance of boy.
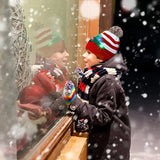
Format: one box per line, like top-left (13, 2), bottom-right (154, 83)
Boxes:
top-left (63, 26), bottom-right (131, 160)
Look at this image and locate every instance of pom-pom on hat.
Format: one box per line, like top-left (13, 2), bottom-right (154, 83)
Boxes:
top-left (35, 28), bottom-right (65, 58)
top-left (86, 26), bottom-right (123, 61)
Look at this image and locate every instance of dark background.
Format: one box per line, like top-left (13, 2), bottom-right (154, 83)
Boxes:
top-left (113, 0), bottom-right (160, 155)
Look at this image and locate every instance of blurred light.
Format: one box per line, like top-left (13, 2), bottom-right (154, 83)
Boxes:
top-left (121, 0), bottom-right (137, 12)
top-left (80, 0), bottom-right (100, 19)
top-left (65, 152), bottom-right (75, 159)
top-left (29, 17), bottom-right (34, 22)
top-left (9, 0), bottom-right (17, 6)
top-left (30, 8), bottom-right (34, 13)
top-left (9, 0), bottom-right (24, 6)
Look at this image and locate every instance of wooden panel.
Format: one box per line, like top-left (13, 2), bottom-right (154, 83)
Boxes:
top-left (72, 130), bottom-right (89, 138)
top-left (99, 0), bottom-right (113, 33)
top-left (47, 128), bottom-right (71, 160)
top-left (77, 15), bottom-right (87, 69)
top-left (87, 14), bottom-right (99, 38)
top-left (57, 136), bottom-right (88, 160)
top-left (77, 0), bottom-right (99, 70)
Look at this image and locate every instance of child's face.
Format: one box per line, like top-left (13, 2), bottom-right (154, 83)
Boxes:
top-left (48, 50), bottom-right (69, 67)
top-left (83, 50), bottom-right (102, 68)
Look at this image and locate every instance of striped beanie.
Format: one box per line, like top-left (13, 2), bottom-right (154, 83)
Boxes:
top-left (86, 26), bottom-right (123, 61)
top-left (35, 28), bottom-right (65, 58)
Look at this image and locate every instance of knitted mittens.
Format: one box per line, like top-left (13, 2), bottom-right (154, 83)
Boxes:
top-left (63, 81), bottom-right (76, 105)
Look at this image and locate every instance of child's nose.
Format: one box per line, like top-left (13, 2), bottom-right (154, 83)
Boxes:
top-left (64, 50), bottom-right (69, 56)
top-left (83, 52), bottom-right (88, 58)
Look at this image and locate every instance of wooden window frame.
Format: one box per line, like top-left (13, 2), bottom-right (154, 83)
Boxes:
top-left (18, 116), bottom-right (73, 160)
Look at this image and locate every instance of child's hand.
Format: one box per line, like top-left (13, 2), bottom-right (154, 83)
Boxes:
top-left (74, 68), bottom-right (83, 76)
top-left (62, 81), bottom-right (76, 105)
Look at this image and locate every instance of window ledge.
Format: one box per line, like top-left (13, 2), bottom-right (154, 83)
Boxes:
top-left (18, 116), bottom-right (73, 160)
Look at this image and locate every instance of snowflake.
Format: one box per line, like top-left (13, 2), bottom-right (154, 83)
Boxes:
top-left (93, 143), bottom-right (98, 148)
top-left (141, 93), bottom-right (148, 98)
top-left (119, 155), bottom-right (124, 159)
top-left (122, 18), bottom-right (127, 23)
top-left (140, 11), bottom-right (145, 16)
top-left (106, 149), bottom-right (111, 154)
top-left (130, 12), bottom-right (136, 17)
top-left (142, 21), bottom-right (147, 26)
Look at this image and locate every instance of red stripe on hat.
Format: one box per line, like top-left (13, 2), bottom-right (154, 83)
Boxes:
top-left (86, 41), bottom-right (114, 61)
top-left (103, 32), bottom-right (120, 45)
top-left (102, 37), bottom-right (119, 51)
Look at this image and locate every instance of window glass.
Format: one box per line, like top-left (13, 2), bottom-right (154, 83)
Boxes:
top-left (6, 0), bottom-right (79, 158)
top-left (0, 1), bottom-right (17, 160)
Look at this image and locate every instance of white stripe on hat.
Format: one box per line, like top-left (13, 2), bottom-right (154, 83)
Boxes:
top-left (36, 30), bottom-right (52, 42)
top-left (103, 31), bottom-right (119, 42)
top-left (102, 42), bottom-right (118, 54)
top-left (102, 31), bottom-right (119, 48)
top-left (36, 39), bottom-right (51, 49)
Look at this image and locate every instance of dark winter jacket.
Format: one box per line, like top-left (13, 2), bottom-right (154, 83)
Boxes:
top-left (70, 53), bottom-right (131, 160)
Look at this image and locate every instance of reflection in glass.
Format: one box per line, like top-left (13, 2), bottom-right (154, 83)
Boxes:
top-left (17, 28), bottom-right (70, 152)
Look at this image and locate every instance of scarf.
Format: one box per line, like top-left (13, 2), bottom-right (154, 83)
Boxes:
top-left (78, 66), bottom-right (119, 102)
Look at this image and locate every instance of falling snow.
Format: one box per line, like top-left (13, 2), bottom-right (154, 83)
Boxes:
top-left (141, 93), bottom-right (148, 98)
top-left (115, 1), bottom-right (160, 159)
top-left (0, 0), bottom-right (160, 159)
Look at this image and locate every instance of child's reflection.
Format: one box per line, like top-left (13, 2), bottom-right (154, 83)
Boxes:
top-left (17, 28), bottom-right (69, 151)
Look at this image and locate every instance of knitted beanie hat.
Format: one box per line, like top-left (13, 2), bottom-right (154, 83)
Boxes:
top-left (35, 28), bottom-right (65, 58)
top-left (86, 26), bottom-right (123, 61)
